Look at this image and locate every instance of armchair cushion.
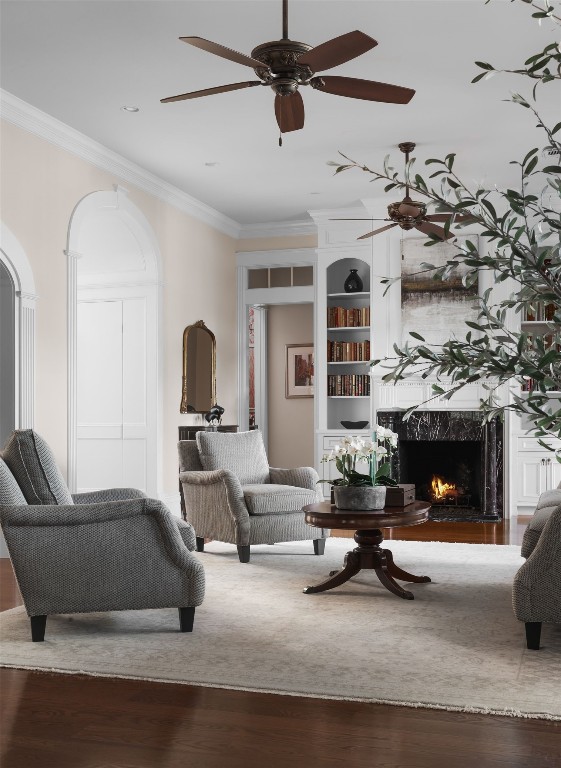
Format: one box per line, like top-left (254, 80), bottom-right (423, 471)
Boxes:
top-left (2, 430), bottom-right (73, 506)
top-left (0, 457), bottom-right (27, 506)
top-left (243, 484), bottom-right (318, 516)
top-left (196, 430), bottom-right (270, 485)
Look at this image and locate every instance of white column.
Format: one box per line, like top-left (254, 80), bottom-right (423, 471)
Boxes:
top-left (66, 248), bottom-right (82, 492)
top-left (253, 305), bottom-right (268, 451)
top-left (17, 291), bottom-right (36, 429)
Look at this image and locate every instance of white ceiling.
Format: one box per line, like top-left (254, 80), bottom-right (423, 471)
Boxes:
top-left (1, 1), bottom-right (558, 228)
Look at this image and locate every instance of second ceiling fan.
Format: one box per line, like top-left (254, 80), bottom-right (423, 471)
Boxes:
top-left (161, 0), bottom-right (415, 141)
top-left (343, 142), bottom-right (472, 241)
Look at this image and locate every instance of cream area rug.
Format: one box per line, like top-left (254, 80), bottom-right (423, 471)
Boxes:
top-left (1, 539), bottom-right (560, 720)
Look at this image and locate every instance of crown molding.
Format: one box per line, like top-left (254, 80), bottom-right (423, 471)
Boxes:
top-left (0, 89), bottom-right (241, 239)
top-left (237, 218), bottom-right (317, 239)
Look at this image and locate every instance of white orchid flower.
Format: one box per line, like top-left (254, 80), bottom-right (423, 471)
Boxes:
top-left (389, 433), bottom-right (398, 448)
top-left (376, 445), bottom-right (388, 459)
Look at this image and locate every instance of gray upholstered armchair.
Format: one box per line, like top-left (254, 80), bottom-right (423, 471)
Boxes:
top-left (513, 494), bottom-right (561, 650)
top-left (178, 429), bottom-right (328, 563)
top-left (0, 430), bottom-right (205, 641)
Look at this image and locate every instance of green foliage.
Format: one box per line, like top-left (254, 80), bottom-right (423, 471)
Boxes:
top-left (330, 0), bottom-right (561, 449)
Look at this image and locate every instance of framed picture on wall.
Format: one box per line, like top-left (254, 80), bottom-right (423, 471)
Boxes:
top-left (286, 344), bottom-right (314, 398)
top-left (400, 235), bottom-right (479, 346)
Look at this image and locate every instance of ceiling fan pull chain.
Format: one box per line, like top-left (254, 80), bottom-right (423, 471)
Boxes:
top-left (279, 132), bottom-right (283, 147)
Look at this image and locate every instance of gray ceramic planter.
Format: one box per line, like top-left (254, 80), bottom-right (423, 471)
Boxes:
top-left (333, 485), bottom-right (387, 511)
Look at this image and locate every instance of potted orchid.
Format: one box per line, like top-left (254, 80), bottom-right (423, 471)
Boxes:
top-left (320, 426), bottom-right (399, 510)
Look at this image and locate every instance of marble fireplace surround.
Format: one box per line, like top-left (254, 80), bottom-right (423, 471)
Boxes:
top-left (378, 410), bottom-right (503, 521)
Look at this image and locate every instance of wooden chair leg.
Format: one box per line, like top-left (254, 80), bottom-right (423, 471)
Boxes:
top-left (178, 607), bottom-right (195, 632)
top-left (525, 621), bottom-right (542, 650)
top-left (313, 538), bottom-right (326, 555)
top-left (30, 615), bottom-right (47, 642)
top-left (196, 536), bottom-right (205, 552)
top-left (237, 545), bottom-right (250, 563)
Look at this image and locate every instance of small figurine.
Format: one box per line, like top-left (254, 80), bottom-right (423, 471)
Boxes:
top-left (205, 404), bottom-right (225, 426)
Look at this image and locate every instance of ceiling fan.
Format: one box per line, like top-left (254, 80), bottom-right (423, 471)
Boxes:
top-left (161, 0), bottom-right (415, 143)
top-left (343, 142), bottom-right (472, 240)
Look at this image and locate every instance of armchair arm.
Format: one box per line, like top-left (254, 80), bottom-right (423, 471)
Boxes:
top-left (512, 505), bottom-right (561, 624)
top-left (72, 488), bottom-right (147, 504)
top-left (269, 466), bottom-right (322, 496)
top-left (179, 469), bottom-right (249, 524)
top-left (176, 517), bottom-right (197, 551)
top-left (179, 469), bottom-right (251, 545)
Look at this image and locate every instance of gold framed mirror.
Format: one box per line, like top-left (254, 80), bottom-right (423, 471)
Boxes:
top-left (180, 320), bottom-right (216, 414)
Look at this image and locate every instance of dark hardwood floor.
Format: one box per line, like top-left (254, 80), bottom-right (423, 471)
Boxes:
top-left (1, 519), bottom-right (559, 768)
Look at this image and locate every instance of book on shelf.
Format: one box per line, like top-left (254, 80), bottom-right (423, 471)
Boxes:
top-left (522, 301), bottom-right (556, 322)
top-left (327, 374), bottom-right (371, 396)
top-left (327, 339), bottom-right (371, 362)
top-left (327, 306), bottom-right (370, 328)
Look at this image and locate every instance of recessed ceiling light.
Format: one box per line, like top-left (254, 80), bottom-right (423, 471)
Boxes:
top-left (310, 192), bottom-right (321, 195)
top-left (205, 162), bottom-right (219, 167)
top-left (121, 105), bottom-right (139, 113)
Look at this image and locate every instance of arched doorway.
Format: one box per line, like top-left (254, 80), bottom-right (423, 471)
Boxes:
top-left (0, 223), bottom-right (36, 444)
top-left (66, 188), bottom-right (162, 496)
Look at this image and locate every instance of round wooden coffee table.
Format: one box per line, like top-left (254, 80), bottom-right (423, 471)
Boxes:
top-left (303, 501), bottom-right (431, 600)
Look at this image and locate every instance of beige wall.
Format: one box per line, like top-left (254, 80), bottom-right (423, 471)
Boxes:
top-left (0, 119), bottom-right (237, 500)
top-left (267, 304), bottom-right (314, 468)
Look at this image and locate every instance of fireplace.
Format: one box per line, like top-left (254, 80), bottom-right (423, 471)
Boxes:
top-left (378, 411), bottom-right (502, 521)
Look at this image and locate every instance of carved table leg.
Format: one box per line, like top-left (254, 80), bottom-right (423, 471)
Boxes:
top-left (383, 548), bottom-right (431, 584)
top-left (374, 565), bottom-right (415, 600)
top-left (303, 551), bottom-right (361, 594)
top-left (304, 527), bottom-right (431, 600)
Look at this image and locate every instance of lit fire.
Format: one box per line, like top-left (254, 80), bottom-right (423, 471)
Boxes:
top-left (431, 476), bottom-right (458, 501)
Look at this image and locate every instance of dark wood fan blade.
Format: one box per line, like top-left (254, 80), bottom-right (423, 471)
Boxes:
top-left (275, 92), bottom-right (305, 133)
top-left (425, 214), bottom-right (474, 222)
top-left (313, 76), bottom-right (415, 104)
top-left (415, 220), bottom-right (455, 240)
top-left (161, 81), bottom-right (261, 103)
top-left (180, 36), bottom-right (266, 69)
top-left (298, 31), bottom-right (377, 73)
top-left (358, 223), bottom-right (398, 240)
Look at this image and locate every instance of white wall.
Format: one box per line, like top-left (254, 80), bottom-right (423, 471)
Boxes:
top-left (267, 304), bottom-right (314, 468)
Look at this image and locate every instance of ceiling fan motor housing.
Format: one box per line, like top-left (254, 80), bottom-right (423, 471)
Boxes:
top-left (251, 40), bottom-right (313, 94)
top-left (388, 200), bottom-right (427, 230)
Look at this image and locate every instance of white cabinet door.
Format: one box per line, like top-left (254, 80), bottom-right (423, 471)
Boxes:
top-left (76, 294), bottom-right (153, 494)
top-left (517, 454), bottom-right (546, 507)
top-left (547, 456), bottom-right (561, 491)
top-left (516, 452), bottom-right (561, 512)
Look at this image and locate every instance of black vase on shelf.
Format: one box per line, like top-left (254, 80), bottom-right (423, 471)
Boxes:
top-left (344, 269), bottom-right (363, 293)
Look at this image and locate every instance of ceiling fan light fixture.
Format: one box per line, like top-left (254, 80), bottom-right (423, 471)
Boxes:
top-left (121, 105), bottom-right (139, 112)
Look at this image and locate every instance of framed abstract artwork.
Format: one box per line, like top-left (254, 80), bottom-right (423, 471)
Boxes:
top-left (400, 236), bottom-right (479, 346)
top-left (286, 344), bottom-right (314, 398)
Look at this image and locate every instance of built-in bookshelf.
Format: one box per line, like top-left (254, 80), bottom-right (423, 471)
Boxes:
top-left (323, 260), bottom-right (372, 431)
top-left (520, 302), bottom-right (560, 392)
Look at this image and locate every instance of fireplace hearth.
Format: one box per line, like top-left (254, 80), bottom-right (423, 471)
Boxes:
top-left (378, 411), bottom-right (502, 521)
